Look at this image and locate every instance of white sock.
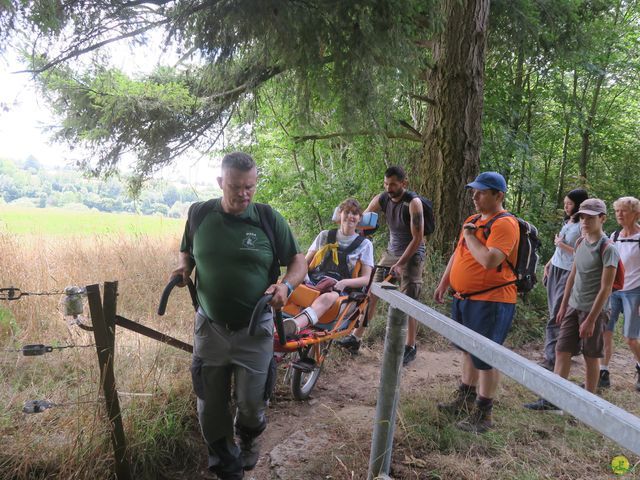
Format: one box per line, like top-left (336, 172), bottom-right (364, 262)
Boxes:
top-left (301, 307), bottom-right (319, 326)
top-left (600, 364), bottom-right (609, 371)
top-left (352, 333), bottom-right (362, 341)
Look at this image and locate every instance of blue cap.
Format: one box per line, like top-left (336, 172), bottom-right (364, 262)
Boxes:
top-left (465, 171), bottom-right (507, 193)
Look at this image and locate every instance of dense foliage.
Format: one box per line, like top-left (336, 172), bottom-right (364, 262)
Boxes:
top-left (1, 0), bottom-right (638, 253)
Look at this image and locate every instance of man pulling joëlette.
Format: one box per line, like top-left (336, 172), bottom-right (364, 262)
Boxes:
top-left (170, 152), bottom-right (306, 480)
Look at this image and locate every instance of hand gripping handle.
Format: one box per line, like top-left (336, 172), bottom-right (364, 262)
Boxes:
top-left (158, 276), bottom-right (198, 315)
top-left (249, 294), bottom-right (285, 345)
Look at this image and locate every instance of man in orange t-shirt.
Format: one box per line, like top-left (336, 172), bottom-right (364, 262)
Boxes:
top-left (434, 171), bottom-right (519, 434)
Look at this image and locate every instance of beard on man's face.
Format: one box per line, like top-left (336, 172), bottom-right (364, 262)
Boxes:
top-left (387, 188), bottom-right (403, 199)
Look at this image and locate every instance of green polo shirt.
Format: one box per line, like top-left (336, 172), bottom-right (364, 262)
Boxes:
top-left (180, 199), bottom-right (301, 328)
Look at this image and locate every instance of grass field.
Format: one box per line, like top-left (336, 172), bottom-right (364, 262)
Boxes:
top-left (0, 206), bottom-right (184, 236)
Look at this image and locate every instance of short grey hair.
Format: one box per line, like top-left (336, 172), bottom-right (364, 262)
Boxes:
top-left (221, 152), bottom-right (256, 172)
top-left (613, 196), bottom-right (640, 215)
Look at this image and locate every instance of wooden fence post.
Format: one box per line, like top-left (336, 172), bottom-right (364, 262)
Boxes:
top-left (86, 282), bottom-right (132, 480)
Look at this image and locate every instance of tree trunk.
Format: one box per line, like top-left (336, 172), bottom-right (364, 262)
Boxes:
top-left (577, 3), bottom-right (619, 185)
top-left (556, 69), bottom-right (578, 207)
top-left (417, 0), bottom-right (490, 255)
top-left (578, 71), bottom-right (605, 183)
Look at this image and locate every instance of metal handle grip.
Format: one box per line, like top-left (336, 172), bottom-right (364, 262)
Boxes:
top-left (158, 276), bottom-right (197, 315)
top-left (249, 294), bottom-right (285, 345)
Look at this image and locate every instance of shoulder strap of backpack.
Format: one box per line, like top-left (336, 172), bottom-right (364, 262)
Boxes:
top-left (326, 228), bottom-right (365, 255)
top-left (401, 191), bottom-right (417, 224)
top-left (469, 214), bottom-right (482, 225)
top-left (343, 233), bottom-right (365, 254)
top-left (378, 192), bottom-right (389, 211)
top-left (255, 203), bottom-right (284, 284)
top-left (599, 238), bottom-right (614, 257)
top-left (186, 198), bottom-right (219, 256)
top-left (479, 212), bottom-right (513, 239)
top-left (612, 230), bottom-right (640, 243)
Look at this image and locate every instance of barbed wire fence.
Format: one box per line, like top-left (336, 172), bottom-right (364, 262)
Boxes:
top-left (1, 281), bottom-right (193, 480)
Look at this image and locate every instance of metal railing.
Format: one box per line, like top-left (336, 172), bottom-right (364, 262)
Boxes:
top-left (367, 283), bottom-right (640, 479)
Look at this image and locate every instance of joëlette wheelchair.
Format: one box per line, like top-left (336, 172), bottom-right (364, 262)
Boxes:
top-left (247, 211), bottom-right (388, 400)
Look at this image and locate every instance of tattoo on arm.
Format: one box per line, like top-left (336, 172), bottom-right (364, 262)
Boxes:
top-left (412, 213), bottom-right (423, 230)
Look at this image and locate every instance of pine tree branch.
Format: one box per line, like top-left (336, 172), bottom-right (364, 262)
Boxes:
top-left (408, 93), bottom-right (436, 105)
top-left (398, 120), bottom-right (422, 138)
top-left (17, 19), bottom-right (171, 74)
top-left (292, 130), bottom-right (422, 143)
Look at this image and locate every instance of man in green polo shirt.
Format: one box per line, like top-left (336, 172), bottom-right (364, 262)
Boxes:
top-left (171, 152), bottom-right (306, 480)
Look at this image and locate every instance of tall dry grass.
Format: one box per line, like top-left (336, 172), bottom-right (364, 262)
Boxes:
top-left (0, 232), bottom-right (201, 479)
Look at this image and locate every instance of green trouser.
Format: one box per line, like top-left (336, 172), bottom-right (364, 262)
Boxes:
top-left (191, 307), bottom-right (273, 475)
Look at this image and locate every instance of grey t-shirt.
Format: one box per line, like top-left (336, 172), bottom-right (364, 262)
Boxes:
top-left (384, 195), bottom-right (425, 258)
top-left (568, 234), bottom-right (620, 312)
top-left (550, 221), bottom-right (581, 271)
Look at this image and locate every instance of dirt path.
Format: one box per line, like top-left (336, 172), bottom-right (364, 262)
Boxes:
top-left (249, 345), bottom-right (462, 480)
top-left (187, 340), bottom-right (637, 480)
top-left (185, 343), bottom-right (461, 480)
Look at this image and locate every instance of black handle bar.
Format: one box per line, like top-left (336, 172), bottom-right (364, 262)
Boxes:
top-left (249, 294), bottom-right (285, 345)
top-left (158, 276), bottom-right (198, 315)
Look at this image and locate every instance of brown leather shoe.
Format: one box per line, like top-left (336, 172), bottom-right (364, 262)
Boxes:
top-left (437, 386), bottom-right (477, 416)
top-left (456, 405), bottom-right (493, 433)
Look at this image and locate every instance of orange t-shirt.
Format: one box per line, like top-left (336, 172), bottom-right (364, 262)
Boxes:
top-left (449, 211), bottom-right (519, 303)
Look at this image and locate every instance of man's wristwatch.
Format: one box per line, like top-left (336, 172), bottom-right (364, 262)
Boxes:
top-left (283, 280), bottom-right (294, 297)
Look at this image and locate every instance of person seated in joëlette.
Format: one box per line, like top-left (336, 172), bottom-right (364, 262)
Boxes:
top-left (282, 198), bottom-right (374, 336)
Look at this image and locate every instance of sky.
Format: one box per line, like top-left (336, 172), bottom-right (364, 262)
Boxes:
top-left (0, 43), bottom-right (220, 185)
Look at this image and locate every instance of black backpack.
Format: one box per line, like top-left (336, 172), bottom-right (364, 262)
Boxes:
top-left (379, 190), bottom-right (436, 235)
top-left (459, 212), bottom-right (541, 298)
top-left (308, 229), bottom-right (365, 284)
top-left (611, 230), bottom-right (640, 249)
top-left (184, 199), bottom-right (285, 284)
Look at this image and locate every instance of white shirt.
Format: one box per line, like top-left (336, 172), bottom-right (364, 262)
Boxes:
top-left (550, 221), bottom-right (581, 271)
top-left (610, 231), bottom-right (640, 291)
top-left (309, 229), bottom-right (375, 275)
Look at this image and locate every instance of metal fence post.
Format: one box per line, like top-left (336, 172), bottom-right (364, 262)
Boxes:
top-left (367, 304), bottom-right (407, 480)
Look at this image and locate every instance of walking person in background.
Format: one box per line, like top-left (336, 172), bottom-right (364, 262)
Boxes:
top-left (601, 196), bottom-right (640, 390)
top-left (539, 189), bottom-right (589, 371)
top-left (525, 199), bottom-right (620, 412)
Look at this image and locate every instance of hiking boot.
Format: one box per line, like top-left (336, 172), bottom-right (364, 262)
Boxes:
top-left (336, 334), bottom-right (361, 353)
top-left (403, 345), bottom-right (417, 366)
top-left (635, 365), bottom-right (640, 392)
top-left (437, 386), bottom-right (477, 416)
top-left (523, 398), bottom-right (563, 414)
top-left (209, 466), bottom-right (244, 480)
top-left (598, 369), bottom-right (611, 389)
top-left (537, 359), bottom-right (554, 371)
top-left (238, 434), bottom-right (260, 471)
top-left (456, 405), bottom-right (493, 434)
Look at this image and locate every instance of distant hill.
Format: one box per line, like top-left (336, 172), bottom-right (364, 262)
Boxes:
top-left (0, 157), bottom-right (219, 217)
